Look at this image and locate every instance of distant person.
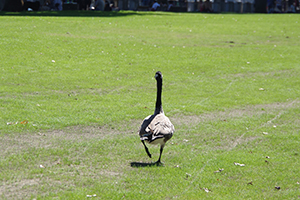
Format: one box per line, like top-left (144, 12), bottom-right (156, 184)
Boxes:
top-left (94, 0), bottom-right (104, 10)
top-left (197, 0), bottom-right (203, 12)
top-left (275, 0), bottom-right (282, 12)
top-left (110, 1), bottom-right (119, 11)
top-left (203, 0), bottom-right (212, 12)
top-left (151, 0), bottom-right (160, 11)
top-left (42, 0), bottom-right (51, 10)
top-left (53, 0), bottom-right (62, 10)
top-left (267, 0), bottom-right (274, 13)
top-left (288, 2), bottom-right (296, 12)
top-left (104, 0), bottom-right (111, 11)
top-left (167, 0), bottom-right (174, 11)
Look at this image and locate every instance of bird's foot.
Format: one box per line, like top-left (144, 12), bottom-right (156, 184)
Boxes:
top-left (154, 160), bottom-right (164, 166)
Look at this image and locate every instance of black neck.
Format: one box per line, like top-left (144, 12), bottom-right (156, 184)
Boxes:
top-left (155, 79), bottom-right (163, 114)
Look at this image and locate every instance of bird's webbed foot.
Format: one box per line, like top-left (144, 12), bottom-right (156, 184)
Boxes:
top-left (154, 160), bottom-right (164, 166)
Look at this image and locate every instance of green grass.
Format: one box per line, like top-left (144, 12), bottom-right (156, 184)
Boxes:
top-left (0, 11), bottom-right (300, 199)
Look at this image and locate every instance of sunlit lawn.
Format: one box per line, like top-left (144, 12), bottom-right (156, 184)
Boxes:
top-left (0, 11), bottom-right (299, 199)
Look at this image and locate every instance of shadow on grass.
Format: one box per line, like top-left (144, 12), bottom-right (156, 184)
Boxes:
top-left (130, 161), bottom-right (163, 168)
top-left (0, 10), bottom-right (165, 18)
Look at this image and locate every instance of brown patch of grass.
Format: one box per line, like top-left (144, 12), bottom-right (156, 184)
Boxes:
top-left (0, 179), bottom-right (40, 199)
top-left (1, 101), bottom-right (298, 157)
top-left (171, 100), bottom-right (299, 127)
top-left (0, 177), bottom-right (77, 200)
top-left (0, 125), bottom-right (121, 157)
top-left (222, 69), bottom-right (295, 79)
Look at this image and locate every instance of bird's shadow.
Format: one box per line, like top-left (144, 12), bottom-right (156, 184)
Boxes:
top-left (130, 161), bottom-right (164, 168)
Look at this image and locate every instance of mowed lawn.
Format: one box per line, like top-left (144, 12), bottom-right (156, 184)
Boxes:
top-left (0, 11), bottom-right (299, 199)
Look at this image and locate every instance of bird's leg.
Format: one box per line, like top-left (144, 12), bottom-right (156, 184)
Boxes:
top-left (156, 144), bottom-right (164, 165)
top-left (141, 140), bottom-right (151, 158)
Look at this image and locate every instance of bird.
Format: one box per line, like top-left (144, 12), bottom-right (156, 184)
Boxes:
top-left (138, 71), bottom-right (175, 165)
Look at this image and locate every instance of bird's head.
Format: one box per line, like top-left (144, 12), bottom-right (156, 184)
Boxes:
top-left (154, 71), bottom-right (163, 80)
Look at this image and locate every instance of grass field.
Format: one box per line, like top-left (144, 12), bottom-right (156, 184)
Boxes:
top-left (0, 11), bottom-right (300, 199)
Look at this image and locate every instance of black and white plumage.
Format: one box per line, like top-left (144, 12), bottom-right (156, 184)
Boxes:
top-left (139, 71), bottom-right (175, 164)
